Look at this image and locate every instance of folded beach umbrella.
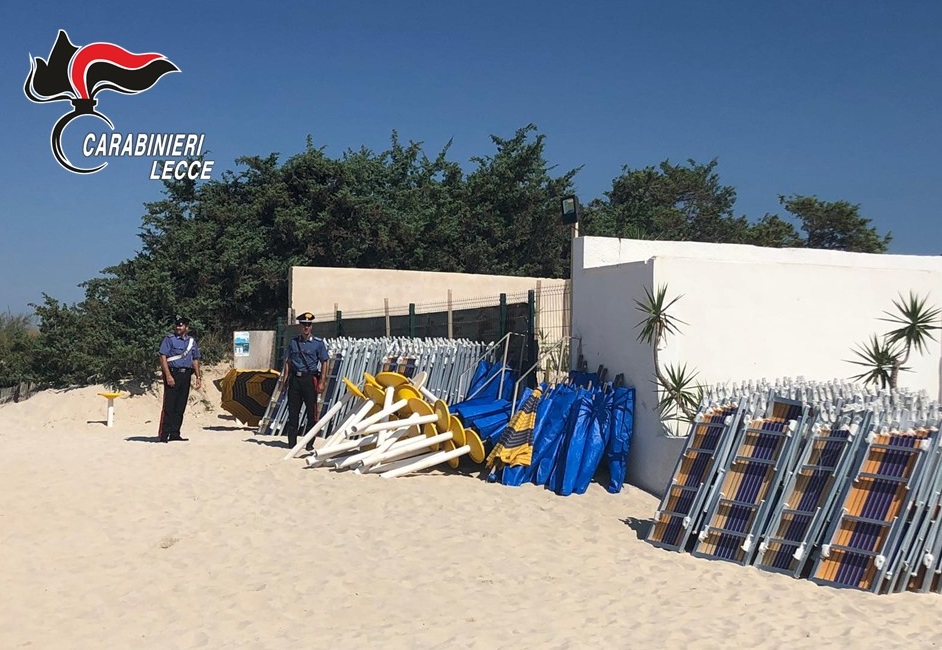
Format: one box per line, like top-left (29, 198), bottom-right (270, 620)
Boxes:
top-left (531, 384), bottom-right (580, 487)
top-left (220, 368), bottom-right (281, 427)
top-left (486, 388), bottom-right (542, 473)
top-left (499, 384), bottom-right (555, 486)
top-left (549, 387), bottom-right (595, 496)
top-left (572, 387), bottom-right (613, 495)
top-left (603, 387), bottom-right (635, 494)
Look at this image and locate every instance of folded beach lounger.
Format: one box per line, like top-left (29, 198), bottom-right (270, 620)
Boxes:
top-left (691, 397), bottom-right (808, 565)
top-left (647, 401), bottom-right (746, 552)
top-left (754, 408), bottom-right (869, 577)
top-left (810, 427), bottom-right (933, 592)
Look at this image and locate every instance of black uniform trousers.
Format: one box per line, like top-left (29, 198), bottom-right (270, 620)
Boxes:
top-left (285, 373), bottom-right (319, 449)
top-left (159, 367), bottom-right (193, 441)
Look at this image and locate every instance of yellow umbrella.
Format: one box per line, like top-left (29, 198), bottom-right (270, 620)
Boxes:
top-left (219, 369), bottom-right (281, 426)
top-left (486, 388), bottom-right (542, 468)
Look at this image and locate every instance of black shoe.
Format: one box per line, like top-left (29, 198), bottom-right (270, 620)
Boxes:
top-left (169, 436), bottom-right (188, 442)
top-left (305, 444), bottom-right (314, 452)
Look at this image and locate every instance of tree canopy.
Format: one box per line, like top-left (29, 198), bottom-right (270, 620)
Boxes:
top-left (9, 124), bottom-right (892, 388)
top-left (581, 159), bottom-right (890, 252)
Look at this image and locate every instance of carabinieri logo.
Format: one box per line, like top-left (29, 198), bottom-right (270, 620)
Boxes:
top-left (24, 30), bottom-right (211, 179)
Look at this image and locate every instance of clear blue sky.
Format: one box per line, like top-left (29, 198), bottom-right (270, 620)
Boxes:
top-left (3, 1), bottom-right (940, 315)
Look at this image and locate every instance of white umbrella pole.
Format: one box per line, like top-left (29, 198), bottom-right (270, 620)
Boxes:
top-left (305, 433), bottom-right (380, 468)
top-left (323, 398), bottom-right (376, 448)
top-left (358, 431), bottom-right (454, 472)
top-left (380, 445), bottom-right (471, 479)
top-left (334, 425), bottom-right (417, 469)
top-left (284, 393), bottom-right (352, 460)
top-left (359, 413), bottom-right (439, 436)
top-left (369, 448), bottom-right (442, 474)
top-left (347, 399), bottom-right (409, 434)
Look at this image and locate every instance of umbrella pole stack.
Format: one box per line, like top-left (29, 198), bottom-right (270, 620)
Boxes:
top-left (647, 376), bottom-right (942, 595)
top-left (287, 370), bottom-right (486, 478)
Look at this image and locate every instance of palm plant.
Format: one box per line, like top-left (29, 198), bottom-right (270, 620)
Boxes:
top-left (847, 334), bottom-right (899, 389)
top-left (848, 292), bottom-right (940, 390)
top-left (634, 284), bottom-right (701, 422)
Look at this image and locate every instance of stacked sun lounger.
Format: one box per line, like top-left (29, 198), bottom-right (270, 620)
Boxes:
top-left (647, 377), bottom-right (942, 595)
top-left (648, 401), bottom-right (747, 552)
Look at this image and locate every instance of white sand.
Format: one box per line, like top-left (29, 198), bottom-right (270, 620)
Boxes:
top-left (1, 368), bottom-right (941, 649)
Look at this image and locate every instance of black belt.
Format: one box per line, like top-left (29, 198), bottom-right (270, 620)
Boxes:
top-left (294, 371), bottom-right (320, 378)
top-left (170, 367), bottom-right (193, 374)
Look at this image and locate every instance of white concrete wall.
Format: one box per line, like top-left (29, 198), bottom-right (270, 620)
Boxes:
top-left (573, 237), bottom-right (942, 497)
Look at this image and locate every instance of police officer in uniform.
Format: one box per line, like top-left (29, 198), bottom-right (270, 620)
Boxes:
top-left (283, 312), bottom-right (330, 450)
top-left (158, 315), bottom-right (202, 442)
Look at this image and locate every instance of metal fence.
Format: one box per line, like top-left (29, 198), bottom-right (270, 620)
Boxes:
top-left (275, 282), bottom-right (571, 379)
top-left (0, 381), bottom-right (36, 404)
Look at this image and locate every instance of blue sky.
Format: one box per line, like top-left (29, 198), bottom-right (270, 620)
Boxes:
top-left (2, 1), bottom-right (940, 315)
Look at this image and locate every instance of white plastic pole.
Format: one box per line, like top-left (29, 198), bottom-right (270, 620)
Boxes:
top-left (369, 448), bottom-right (442, 474)
top-left (106, 399), bottom-right (115, 428)
top-left (347, 399), bottom-right (409, 434)
top-left (322, 398), bottom-right (376, 449)
top-left (358, 413), bottom-right (439, 435)
top-left (285, 393), bottom-right (353, 459)
top-left (379, 445), bottom-right (471, 479)
top-left (333, 425), bottom-right (418, 469)
top-left (357, 431), bottom-right (454, 472)
top-left (418, 385), bottom-right (439, 402)
top-left (305, 433), bottom-right (381, 468)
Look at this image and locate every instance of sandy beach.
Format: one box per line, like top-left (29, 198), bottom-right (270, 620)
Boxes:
top-left (1, 369), bottom-right (941, 649)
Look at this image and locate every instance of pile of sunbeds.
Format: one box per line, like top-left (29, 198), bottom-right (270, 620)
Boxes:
top-left (647, 378), bottom-right (942, 594)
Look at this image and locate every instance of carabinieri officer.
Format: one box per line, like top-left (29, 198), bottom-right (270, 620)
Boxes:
top-left (283, 311), bottom-right (329, 451)
top-left (158, 315), bottom-right (202, 442)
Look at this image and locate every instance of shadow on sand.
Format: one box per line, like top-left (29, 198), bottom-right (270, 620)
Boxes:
top-left (621, 516), bottom-right (653, 541)
top-left (243, 437), bottom-right (291, 450)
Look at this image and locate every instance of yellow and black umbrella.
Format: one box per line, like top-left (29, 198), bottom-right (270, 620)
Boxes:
top-left (219, 368), bottom-right (280, 426)
top-left (486, 388), bottom-right (542, 469)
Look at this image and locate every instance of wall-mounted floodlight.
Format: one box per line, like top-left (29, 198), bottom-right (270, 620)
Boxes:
top-left (560, 195), bottom-right (580, 225)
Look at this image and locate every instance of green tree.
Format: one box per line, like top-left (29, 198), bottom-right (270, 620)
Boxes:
top-left (0, 312), bottom-right (38, 387)
top-left (780, 195), bottom-right (891, 253)
top-left (461, 124), bottom-right (578, 278)
top-left (581, 159), bottom-right (750, 244)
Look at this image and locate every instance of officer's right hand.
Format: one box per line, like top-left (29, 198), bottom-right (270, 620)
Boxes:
top-left (166, 376), bottom-right (176, 387)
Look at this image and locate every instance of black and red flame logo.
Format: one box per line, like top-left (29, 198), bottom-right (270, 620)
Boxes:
top-left (24, 30), bottom-right (178, 174)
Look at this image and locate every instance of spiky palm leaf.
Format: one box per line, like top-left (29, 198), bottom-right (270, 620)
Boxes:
top-left (847, 334), bottom-right (902, 388)
top-left (656, 363), bottom-right (702, 421)
top-left (880, 291), bottom-right (941, 359)
top-left (634, 284), bottom-right (687, 347)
